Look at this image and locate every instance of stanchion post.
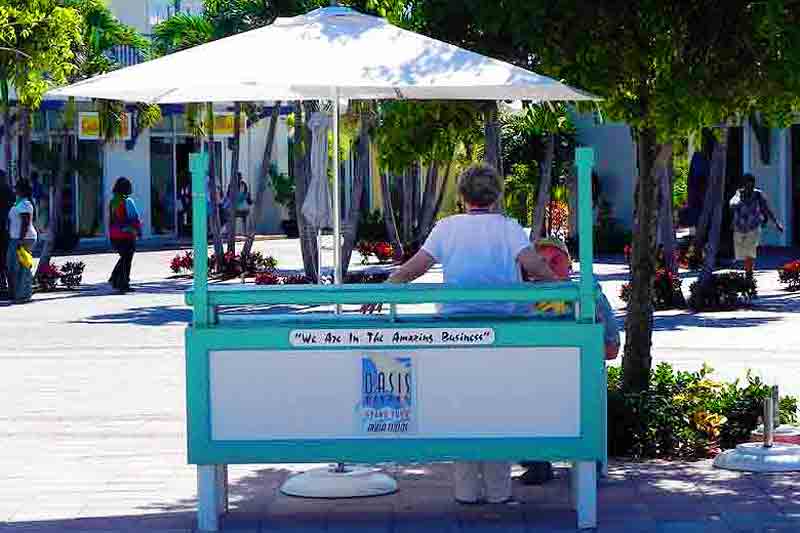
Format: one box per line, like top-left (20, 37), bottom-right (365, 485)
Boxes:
top-left (576, 147), bottom-right (596, 322)
top-left (190, 151), bottom-right (210, 327)
top-left (764, 391), bottom-right (775, 448)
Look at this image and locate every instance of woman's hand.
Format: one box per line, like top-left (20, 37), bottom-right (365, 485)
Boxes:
top-left (359, 250), bottom-right (435, 315)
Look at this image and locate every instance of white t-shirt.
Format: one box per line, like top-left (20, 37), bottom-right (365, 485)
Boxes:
top-left (422, 213), bottom-right (531, 315)
top-left (8, 199), bottom-right (37, 241)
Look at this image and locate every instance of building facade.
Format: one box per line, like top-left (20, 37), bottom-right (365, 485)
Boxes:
top-left (1, 0), bottom-right (290, 243)
top-left (574, 114), bottom-right (800, 248)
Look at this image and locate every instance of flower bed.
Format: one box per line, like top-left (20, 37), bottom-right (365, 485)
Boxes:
top-left (35, 261), bottom-right (85, 292)
top-left (687, 271), bottom-right (757, 311)
top-left (778, 259), bottom-right (800, 291)
top-left (169, 250), bottom-right (276, 278)
top-left (620, 268), bottom-right (685, 310)
top-left (357, 241), bottom-right (395, 264)
top-left (255, 270), bottom-right (389, 286)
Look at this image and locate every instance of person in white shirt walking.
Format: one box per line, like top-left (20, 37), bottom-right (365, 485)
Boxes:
top-left (7, 179), bottom-right (37, 302)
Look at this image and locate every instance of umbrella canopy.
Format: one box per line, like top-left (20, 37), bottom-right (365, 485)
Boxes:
top-left (48, 6), bottom-right (595, 103)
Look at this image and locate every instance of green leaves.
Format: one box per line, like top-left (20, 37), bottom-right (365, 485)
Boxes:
top-left (0, 1), bottom-right (82, 108)
top-left (373, 101), bottom-right (482, 173)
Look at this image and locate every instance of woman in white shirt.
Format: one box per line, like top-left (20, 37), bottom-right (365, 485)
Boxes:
top-left (363, 164), bottom-right (556, 504)
top-left (7, 179), bottom-right (37, 302)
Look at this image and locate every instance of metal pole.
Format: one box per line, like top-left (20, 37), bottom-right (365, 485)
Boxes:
top-left (764, 391), bottom-right (775, 448)
top-left (332, 88), bottom-right (342, 287)
top-left (576, 147), bottom-right (596, 322)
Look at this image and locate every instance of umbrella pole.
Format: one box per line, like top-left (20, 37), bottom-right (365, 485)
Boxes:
top-left (332, 87), bottom-right (342, 311)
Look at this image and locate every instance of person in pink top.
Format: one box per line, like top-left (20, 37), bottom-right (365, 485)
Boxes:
top-left (108, 177), bottom-right (141, 293)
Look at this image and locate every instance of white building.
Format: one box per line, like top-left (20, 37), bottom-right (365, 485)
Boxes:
top-left (575, 115), bottom-right (800, 248)
top-left (3, 0), bottom-right (290, 243)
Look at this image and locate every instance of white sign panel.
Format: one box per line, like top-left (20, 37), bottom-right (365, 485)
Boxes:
top-left (289, 327), bottom-right (495, 347)
top-left (209, 347), bottom-right (580, 441)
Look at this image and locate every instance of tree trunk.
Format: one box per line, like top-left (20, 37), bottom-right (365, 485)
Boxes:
top-left (340, 117), bottom-right (370, 275)
top-left (380, 171), bottom-right (404, 260)
top-left (622, 127), bottom-right (668, 392)
top-left (225, 103), bottom-right (242, 255)
top-left (36, 130), bottom-right (69, 277)
top-left (531, 134), bottom-right (556, 241)
top-left (19, 107), bottom-right (31, 180)
top-left (567, 165), bottom-right (578, 243)
top-left (206, 104), bottom-right (225, 273)
top-left (483, 102), bottom-right (502, 175)
top-left (3, 105), bottom-right (12, 179)
top-left (241, 102), bottom-right (281, 261)
top-left (401, 169), bottom-right (413, 243)
top-left (294, 101), bottom-right (319, 281)
top-left (657, 143), bottom-right (677, 274)
top-left (699, 128), bottom-right (729, 286)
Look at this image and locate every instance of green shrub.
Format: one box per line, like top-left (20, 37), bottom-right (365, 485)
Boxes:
top-left (687, 272), bottom-right (756, 311)
top-left (608, 363), bottom-right (796, 459)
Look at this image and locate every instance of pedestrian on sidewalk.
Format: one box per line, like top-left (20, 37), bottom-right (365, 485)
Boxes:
top-left (730, 173), bottom-right (783, 277)
top-left (0, 172), bottom-right (15, 294)
top-left (234, 174), bottom-right (253, 237)
top-left (6, 179), bottom-right (37, 303)
top-left (108, 177), bottom-right (141, 293)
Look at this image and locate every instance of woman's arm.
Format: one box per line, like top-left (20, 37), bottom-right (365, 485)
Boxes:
top-left (19, 213), bottom-right (31, 241)
top-left (760, 192), bottom-right (784, 232)
top-left (386, 249), bottom-right (435, 284)
top-left (361, 250), bottom-right (435, 314)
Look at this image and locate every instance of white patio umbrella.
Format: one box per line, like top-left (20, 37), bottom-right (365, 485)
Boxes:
top-left (302, 111), bottom-right (332, 283)
top-left (48, 5), bottom-right (596, 284)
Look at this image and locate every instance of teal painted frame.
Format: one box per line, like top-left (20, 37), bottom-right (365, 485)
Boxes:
top-left (186, 317), bottom-right (604, 465)
top-left (184, 147), bottom-right (603, 466)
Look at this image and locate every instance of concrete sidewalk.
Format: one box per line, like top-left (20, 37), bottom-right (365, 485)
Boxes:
top-left (1, 461), bottom-right (798, 532)
top-left (2, 243), bottom-right (799, 532)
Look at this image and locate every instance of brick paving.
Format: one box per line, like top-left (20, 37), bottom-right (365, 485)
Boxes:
top-left (1, 241), bottom-right (799, 532)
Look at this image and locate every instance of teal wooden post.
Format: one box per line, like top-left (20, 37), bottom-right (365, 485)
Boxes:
top-left (190, 152), bottom-right (210, 327)
top-left (576, 147), bottom-right (596, 322)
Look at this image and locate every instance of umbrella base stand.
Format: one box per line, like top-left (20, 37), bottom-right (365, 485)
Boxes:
top-left (750, 425), bottom-right (800, 445)
top-left (280, 464), bottom-right (398, 498)
top-left (713, 442), bottom-right (800, 472)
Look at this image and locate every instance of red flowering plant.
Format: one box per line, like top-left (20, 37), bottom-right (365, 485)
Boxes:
top-left (36, 262), bottom-right (62, 292)
top-left (357, 241), bottom-right (396, 263)
top-left (373, 242), bottom-right (394, 263)
top-left (254, 270), bottom-right (280, 285)
top-left (620, 268), bottom-right (685, 310)
top-left (778, 260), bottom-right (800, 291)
top-left (356, 241), bottom-right (374, 264)
top-left (170, 251), bottom-right (194, 274)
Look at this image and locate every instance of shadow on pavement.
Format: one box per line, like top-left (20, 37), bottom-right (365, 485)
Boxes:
top-left (4, 462), bottom-right (800, 531)
top-left (72, 304), bottom-right (193, 326)
top-left (653, 314), bottom-right (783, 331)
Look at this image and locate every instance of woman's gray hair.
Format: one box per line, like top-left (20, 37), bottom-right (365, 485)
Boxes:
top-left (457, 164), bottom-right (501, 208)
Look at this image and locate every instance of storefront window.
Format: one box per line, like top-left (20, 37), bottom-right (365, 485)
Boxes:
top-left (151, 135), bottom-right (176, 235)
top-left (76, 141), bottom-right (104, 237)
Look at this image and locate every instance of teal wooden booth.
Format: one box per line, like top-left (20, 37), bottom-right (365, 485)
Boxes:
top-left (185, 148), bottom-right (604, 531)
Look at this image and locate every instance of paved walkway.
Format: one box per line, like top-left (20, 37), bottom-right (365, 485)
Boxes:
top-left (1, 241), bottom-right (799, 532)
